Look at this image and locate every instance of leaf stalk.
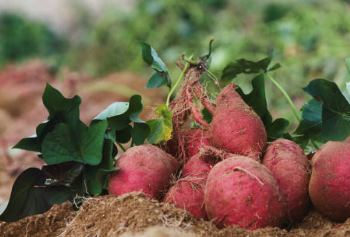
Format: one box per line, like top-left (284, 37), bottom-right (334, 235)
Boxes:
top-left (116, 141), bottom-right (126, 152)
top-left (166, 57), bottom-right (192, 107)
top-left (266, 73), bottom-right (301, 122)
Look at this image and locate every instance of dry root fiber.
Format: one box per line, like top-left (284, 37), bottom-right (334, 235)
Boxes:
top-left (168, 63), bottom-right (215, 164)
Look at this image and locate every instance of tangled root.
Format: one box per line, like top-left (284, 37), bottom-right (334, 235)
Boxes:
top-left (168, 63), bottom-right (215, 164)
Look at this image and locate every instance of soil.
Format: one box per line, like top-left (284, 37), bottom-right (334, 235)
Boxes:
top-left (1, 192), bottom-right (350, 237)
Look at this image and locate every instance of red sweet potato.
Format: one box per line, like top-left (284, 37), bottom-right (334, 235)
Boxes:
top-left (108, 145), bottom-right (180, 200)
top-left (309, 139), bottom-right (350, 221)
top-left (183, 146), bottom-right (231, 179)
top-left (262, 139), bottom-right (311, 222)
top-left (211, 84), bottom-right (267, 160)
top-left (183, 153), bottom-right (214, 179)
top-left (164, 177), bottom-right (207, 219)
top-left (205, 155), bottom-right (286, 229)
top-left (184, 128), bottom-right (211, 158)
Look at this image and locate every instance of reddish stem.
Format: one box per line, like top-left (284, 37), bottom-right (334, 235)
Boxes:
top-left (193, 83), bottom-right (215, 115)
top-left (186, 85), bottom-right (210, 129)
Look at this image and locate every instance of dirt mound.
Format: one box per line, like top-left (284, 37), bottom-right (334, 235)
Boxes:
top-left (1, 192), bottom-right (350, 237)
top-left (0, 201), bottom-right (75, 237)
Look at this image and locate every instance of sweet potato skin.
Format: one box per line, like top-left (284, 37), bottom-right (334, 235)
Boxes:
top-left (262, 139), bottom-right (311, 222)
top-left (309, 140), bottom-right (350, 221)
top-left (183, 146), bottom-right (232, 179)
top-left (183, 153), bottom-right (213, 179)
top-left (205, 155), bottom-right (286, 230)
top-left (211, 84), bottom-right (267, 160)
top-left (164, 177), bottom-right (207, 219)
top-left (108, 145), bottom-right (180, 200)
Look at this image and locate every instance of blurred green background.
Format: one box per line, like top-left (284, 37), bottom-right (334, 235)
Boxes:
top-left (0, 0), bottom-right (349, 126)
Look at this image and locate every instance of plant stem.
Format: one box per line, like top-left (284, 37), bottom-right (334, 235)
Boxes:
top-left (266, 73), bottom-right (301, 122)
top-left (166, 57), bottom-right (192, 108)
top-left (267, 73), bottom-right (320, 149)
top-left (116, 141), bottom-right (126, 152)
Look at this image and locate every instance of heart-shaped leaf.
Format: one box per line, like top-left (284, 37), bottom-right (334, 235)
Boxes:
top-left (42, 120), bottom-right (108, 165)
top-left (0, 168), bottom-right (74, 222)
top-left (14, 84), bottom-right (82, 153)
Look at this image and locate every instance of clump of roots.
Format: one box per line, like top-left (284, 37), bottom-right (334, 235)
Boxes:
top-left (167, 60), bottom-right (216, 164)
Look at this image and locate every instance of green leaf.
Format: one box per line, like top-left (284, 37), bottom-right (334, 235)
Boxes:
top-left (146, 72), bottom-right (167, 88)
top-left (45, 186), bottom-right (75, 205)
top-left (303, 79), bottom-right (350, 141)
top-left (294, 135), bottom-right (310, 150)
top-left (146, 104), bottom-right (173, 144)
top-left (93, 101), bottom-right (129, 121)
top-left (43, 83), bottom-right (82, 119)
top-left (0, 168), bottom-right (74, 222)
top-left (13, 135), bottom-right (40, 152)
top-left (14, 84), bottom-right (83, 153)
top-left (221, 56), bottom-right (273, 81)
top-left (113, 125), bottom-right (132, 143)
top-left (294, 99), bottom-right (325, 143)
top-left (266, 118), bottom-right (290, 141)
top-left (94, 95), bottom-right (149, 144)
top-left (132, 123), bottom-right (150, 145)
top-left (236, 73), bottom-right (272, 124)
top-left (84, 139), bottom-right (118, 195)
top-left (236, 73), bottom-right (289, 141)
top-left (42, 120), bottom-right (108, 165)
top-left (69, 172), bottom-right (87, 197)
top-left (140, 42), bottom-right (171, 88)
top-left (267, 63), bottom-right (281, 72)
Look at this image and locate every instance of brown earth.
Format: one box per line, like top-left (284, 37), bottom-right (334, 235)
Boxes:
top-left (1, 192), bottom-right (350, 237)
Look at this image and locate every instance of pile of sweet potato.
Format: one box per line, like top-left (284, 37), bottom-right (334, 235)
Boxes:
top-left (108, 81), bottom-right (350, 230)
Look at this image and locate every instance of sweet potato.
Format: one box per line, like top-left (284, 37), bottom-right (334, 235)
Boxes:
top-left (309, 140), bottom-right (350, 221)
top-left (164, 177), bottom-right (207, 219)
top-left (184, 128), bottom-right (211, 158)
top-left (183, 146), bottom-right (231, 179)
top-left (205, 155), bottom-right (286, 229)
top-left (182, 153), bottom-right (213, 179)
top-left (211, 84), bottom-right (267, 160)
top-left (262, 139), bottom-right (311, 222)
top-left (108, 145), bottom-right (180, 200)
